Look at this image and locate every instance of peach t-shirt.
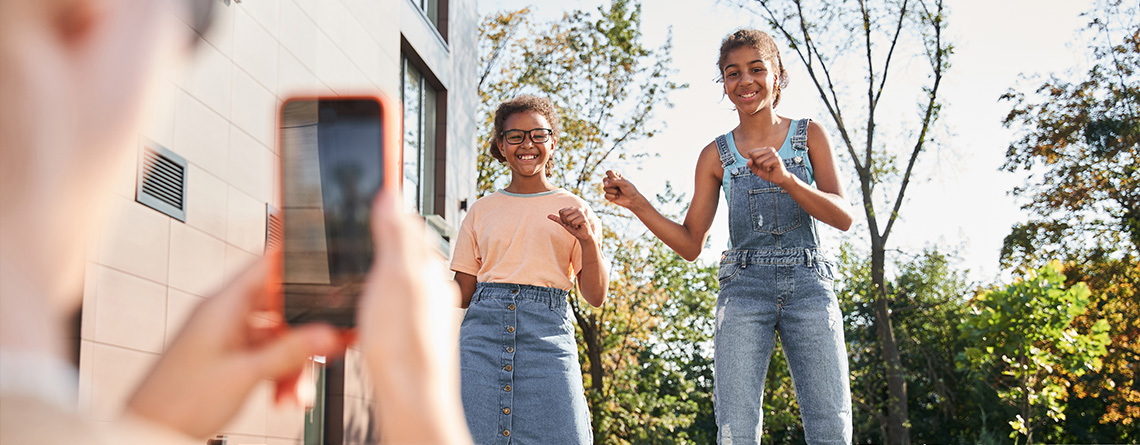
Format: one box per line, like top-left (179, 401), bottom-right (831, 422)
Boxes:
top-left (450, 189), bottom-right (599, 291)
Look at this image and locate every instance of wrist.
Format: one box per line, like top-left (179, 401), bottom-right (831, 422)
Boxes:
top-left (774, 173), bottom-right (798, 189)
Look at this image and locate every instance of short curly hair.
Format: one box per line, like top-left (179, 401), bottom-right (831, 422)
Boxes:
top-left (717, 29), bottom-right (789, 107)
top-left (490, 95), bottom-right (561, 177)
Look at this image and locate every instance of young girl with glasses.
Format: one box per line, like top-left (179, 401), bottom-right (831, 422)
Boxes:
top-left (603, 29), bottom-right (855, 444)
top-left (451, 95), bottom-right (607, 444)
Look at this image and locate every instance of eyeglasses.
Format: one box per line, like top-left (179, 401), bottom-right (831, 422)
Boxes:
top-left (500, 128), bottom-right (553, 145)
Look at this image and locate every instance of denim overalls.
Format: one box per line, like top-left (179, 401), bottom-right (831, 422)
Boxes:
top-left (713, 119), bottom-right (852, 444)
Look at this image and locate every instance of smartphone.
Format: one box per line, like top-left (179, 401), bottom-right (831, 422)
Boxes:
top-left (277, 95), bottom-right (400, 327)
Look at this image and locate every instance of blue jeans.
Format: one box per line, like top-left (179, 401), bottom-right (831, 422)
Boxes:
top-left (459, 283), bottom-right (592, 444)
top-left (714, 249), bottom-right (852, 444)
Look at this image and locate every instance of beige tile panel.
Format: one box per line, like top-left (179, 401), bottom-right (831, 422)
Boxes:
top-left (137, 82), bottom-right (178, 169)
top-left (81, 262), bottom-right (98, 339)
top-left (88, 343), bottom-right (159, 422)
top-left (225, 243), bottom-right (260, 284)
top-left (229, 127), bottom-right (274, 204)
top-left (238, 0), bottom-right (280, 37)
top-left (220, 379), bottom-right (269, 437)
top-left (185, 165), bottom-right (229, 239)
top-left (200, 0), bottom-right (236, 57)
top-left (169, 223), bottom-right (227, 297)
top-left (232, 68), bottom-right (279, 148)
top-left (313, 32), bottom-right (371, 95)
top-left (229, 186), bottom-right (268, 254)
top-left (92, 266), bottom-right (167, 353)
top-left (164, 288), bottom-right (206, 351)
top-left (175, 38), bottom-right (233, 119)
top-left (99, 196), bottom-right (171, 284)
top-left (278, 0), bottom-right (318, 74)
top-left (233, 8), bottom-right (279, 94)
top-left (277, 47), bottom-right (328, 100)
top-left (174, 90), bottom-right (230, 178)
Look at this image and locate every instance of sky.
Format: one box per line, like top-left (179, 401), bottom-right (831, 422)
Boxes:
top-left (477, 0), bottom-right (1097, 283)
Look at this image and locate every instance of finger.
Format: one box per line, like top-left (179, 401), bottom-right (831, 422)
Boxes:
top-left (246, 324), bottom-right (343, 382)
top-left (565, 213), bottom-right (586, 227)
top-left (371, 189), bottom-right (421, 266)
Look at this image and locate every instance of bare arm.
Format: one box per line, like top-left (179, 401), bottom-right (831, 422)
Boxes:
top-left (745, 121), bottom-right (853, 231)
top-left (454, 271), bottom-right (477, 309)
top-left (603, 143), bottom-right (722, 261)
top-left (575, 235), bottom-right (608, 307)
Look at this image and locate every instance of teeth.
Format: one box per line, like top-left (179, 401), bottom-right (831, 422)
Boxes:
top-left (519, 155), bottom-right (537, 160)
top-left (740, 92), bottom-right (757, 98)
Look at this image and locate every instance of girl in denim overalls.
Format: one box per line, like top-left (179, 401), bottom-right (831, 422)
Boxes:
top-left (604, 29), bottom-right (854, 444)
top-left (452, 95), bottom-right (607, 444)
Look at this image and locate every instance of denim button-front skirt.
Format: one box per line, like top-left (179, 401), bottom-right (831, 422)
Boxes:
top-left (459, 282), bottom-right (592, 444)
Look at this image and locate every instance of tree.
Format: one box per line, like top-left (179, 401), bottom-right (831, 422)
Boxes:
top-left (838, 246), bottom-right (991, 444)
top-left (478, 3), bottom-right (719, 442)
top-left (999, 2), bottom-right (1140, 441)
top-left (1055, 259), bottom-right (1140, 443)
top-left (999, 0), bottom-right (1140, 266)
top-left (734, 0), bottom-right (953, 442)
top-left (958, 262), bottom-right (1110, 445)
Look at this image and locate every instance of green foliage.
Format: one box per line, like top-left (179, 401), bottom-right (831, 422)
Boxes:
top-left (1053, 258), bottom-right (1140, 443)
top-left (837, 246), bottom-right (990, 444)
top-left (958, 262), bottom-right (1110, 444)
top-left (1000, 0), bottom-right (1140, 266)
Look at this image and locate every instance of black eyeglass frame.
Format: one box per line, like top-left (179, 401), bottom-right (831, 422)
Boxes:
top-left (499, 128), bottom-right (554, 145)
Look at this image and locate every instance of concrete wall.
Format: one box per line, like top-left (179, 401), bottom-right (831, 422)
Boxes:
top-left (77, 1), bottom-right (477, 443)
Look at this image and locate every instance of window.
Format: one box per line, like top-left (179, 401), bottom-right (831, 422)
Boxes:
top-left (411, 0), bottom-right (448, 42)
top-left (401, 56), bottom-right (442, 215)
top-left (417, 0), bottom-right (439, 28)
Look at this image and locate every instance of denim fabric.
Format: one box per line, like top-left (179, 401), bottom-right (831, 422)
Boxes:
top-left (459, 283), bottom-right (592, 444)
top-left (713, 123), bottom-right (852, 445)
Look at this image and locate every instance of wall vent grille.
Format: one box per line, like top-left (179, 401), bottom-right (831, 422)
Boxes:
top-left (135, 142), bottom-right (188, 222)
top-left (266, 204), bottom-right (283, 253)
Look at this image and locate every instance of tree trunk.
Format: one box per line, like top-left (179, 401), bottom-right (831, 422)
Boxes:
top-left (871, 243), bottom-right (910, 445)
top-left (573, 307), bottom-right (606, 441)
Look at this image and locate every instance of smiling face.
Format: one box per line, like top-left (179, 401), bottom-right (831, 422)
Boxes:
top-left (722, 47), bottom-right (778, 116)
top-left (499, 111), bottom-right (557, 179)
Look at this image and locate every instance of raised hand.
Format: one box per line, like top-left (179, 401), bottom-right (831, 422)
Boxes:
top-left (126, 257), bottom-right (347, 439)
top-left (745, 146), bottom-right (794, 187)
top-left (548, 206), bottom-right (597, 242)
top-left (602, 170), bottom-right (647, 211)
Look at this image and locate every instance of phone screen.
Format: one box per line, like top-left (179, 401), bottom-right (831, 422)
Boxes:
top-left (280, 98), bottom-right (384, 327)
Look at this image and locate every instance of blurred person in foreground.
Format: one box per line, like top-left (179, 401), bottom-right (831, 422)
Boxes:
top-left (0, 0), bottom-right (470, 443)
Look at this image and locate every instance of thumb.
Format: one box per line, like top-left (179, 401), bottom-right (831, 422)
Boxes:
top-left (547, 214), bottom-right (561, 223)
top-left (247, 324), bottom-right (342, 380)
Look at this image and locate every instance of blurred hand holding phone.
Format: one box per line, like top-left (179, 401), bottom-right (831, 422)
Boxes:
top-left (277, 95), bottom-right (400, 327)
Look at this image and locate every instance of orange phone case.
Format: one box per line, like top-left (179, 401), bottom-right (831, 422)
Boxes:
top-left (268, 92), bottom-right (402, 325)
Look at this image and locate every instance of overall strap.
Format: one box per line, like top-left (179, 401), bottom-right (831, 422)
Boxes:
top-left (791, 118), bottom-right (810, 153)
top-left (714, 134), bottom-right (735, 170)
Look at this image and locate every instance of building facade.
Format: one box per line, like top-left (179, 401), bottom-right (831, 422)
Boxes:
top-left (76, 0), bottom-right (478, 443)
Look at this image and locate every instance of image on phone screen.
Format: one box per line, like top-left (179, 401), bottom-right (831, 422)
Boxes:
top-left (280, 98), bottom-right (384, 327)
